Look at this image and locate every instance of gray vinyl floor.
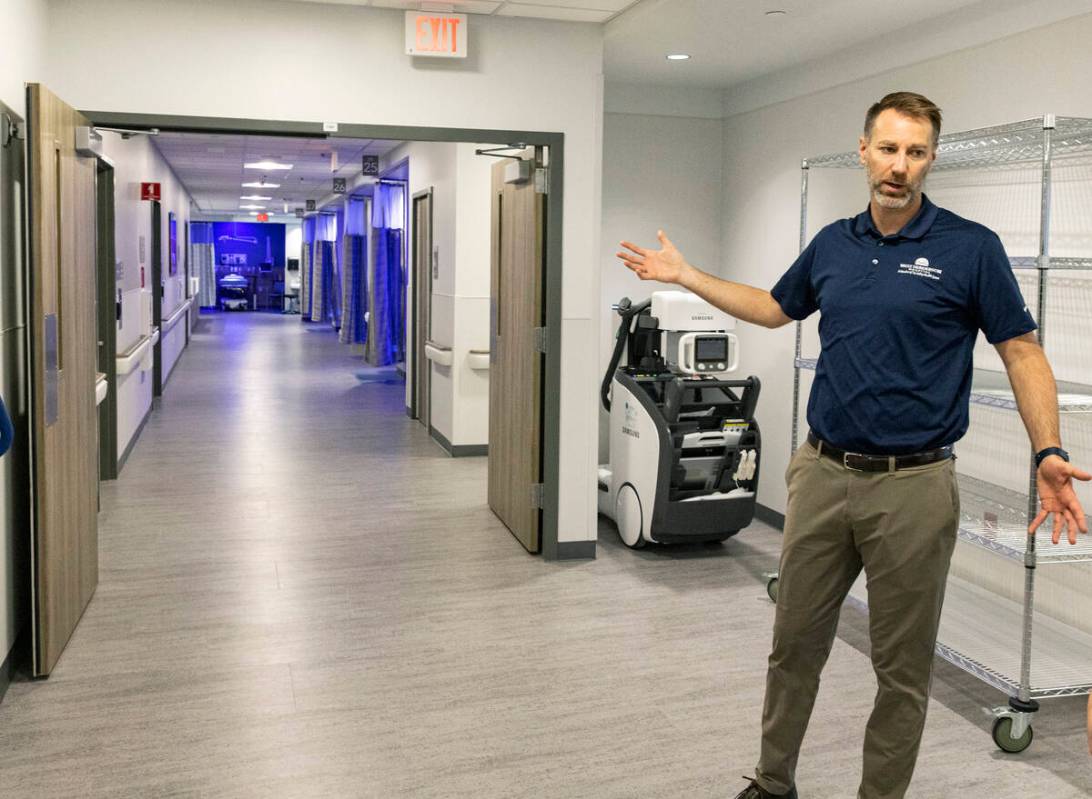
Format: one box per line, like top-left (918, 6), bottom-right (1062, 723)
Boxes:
top-left (0, 312), bottom-right (1089, 798)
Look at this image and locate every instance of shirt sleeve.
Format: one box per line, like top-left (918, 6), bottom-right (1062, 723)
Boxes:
top-left (972, 233), bottom-right (1038, 344)
top-left (771, 237), bottom-right (820, 321)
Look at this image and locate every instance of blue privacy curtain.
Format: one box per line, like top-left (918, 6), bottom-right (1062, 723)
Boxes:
top-left (340, 196), bottom-right (369, 346)
top-left (190, 222), bottom-right (217, 307)
top-left (311, 214), bottom-right (340, 326)
top-left (301, 217), bottom-right (315, 320)
top-left (366, 183), bottom-right (406, 366)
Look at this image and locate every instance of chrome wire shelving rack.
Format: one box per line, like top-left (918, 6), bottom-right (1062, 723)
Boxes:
top-left (780, 115), bottom-right (1092, 755)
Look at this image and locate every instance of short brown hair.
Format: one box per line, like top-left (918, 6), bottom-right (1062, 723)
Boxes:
top-left (864, 92), bottom-right (942, 149)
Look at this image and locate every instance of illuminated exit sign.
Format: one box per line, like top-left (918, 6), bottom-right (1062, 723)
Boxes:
top-left (405, 11), bottom-right (467, 58)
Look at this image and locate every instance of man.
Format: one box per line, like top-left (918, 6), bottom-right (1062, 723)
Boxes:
top-left (616, 92), bottom-right (1090, 799)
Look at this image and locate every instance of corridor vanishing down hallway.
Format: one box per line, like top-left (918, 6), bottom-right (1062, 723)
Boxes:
top-left (0, 315), bottom-right (1087, 798)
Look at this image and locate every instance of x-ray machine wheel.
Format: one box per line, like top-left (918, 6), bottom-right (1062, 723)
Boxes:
top-left (615, 484), bottom-right (645, 549)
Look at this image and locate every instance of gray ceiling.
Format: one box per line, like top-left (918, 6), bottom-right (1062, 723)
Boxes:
top-left (152, 133), bottom-right (403, 219)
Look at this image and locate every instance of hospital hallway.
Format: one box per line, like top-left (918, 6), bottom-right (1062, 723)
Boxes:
top-left (0, 313), bottom-right (1087, 798)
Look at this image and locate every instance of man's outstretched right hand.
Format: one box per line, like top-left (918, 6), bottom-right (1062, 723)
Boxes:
top-left (617, 230), bottom-right (690, 285)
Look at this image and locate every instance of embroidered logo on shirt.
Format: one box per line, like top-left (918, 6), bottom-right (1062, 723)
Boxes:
top-left (898, 256), bottom-right (942, 281)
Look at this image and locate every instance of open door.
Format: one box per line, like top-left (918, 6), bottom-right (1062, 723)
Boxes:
top-left (411, 190), bottom-right (432, 427)
top-left (26, 84), bottom-right (99, 677)
top-left (487, 148), bottom-right (546, 553)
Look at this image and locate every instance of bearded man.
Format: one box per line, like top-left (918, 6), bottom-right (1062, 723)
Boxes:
top-left (616, 91), bottom-right (1089, 799)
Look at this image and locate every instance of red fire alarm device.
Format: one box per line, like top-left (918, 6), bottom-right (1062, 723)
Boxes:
top-left (256, 212), bottom-right (269, 222)
top-left (141, 182), bottom-right (161, 201)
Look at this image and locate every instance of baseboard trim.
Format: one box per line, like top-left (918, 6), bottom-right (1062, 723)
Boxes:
top-left (117, 402), bottom-right (153, 474)
top-left (555, 541), bottom-right (596, 560)
top-left (428, 426), bottom-right (487, 458)
top-left (0, 643), bottom-right (15, 704)
top-left (452, 444), bottom-right (487, 458)
top-left (755, 503), bottom-right (785, 531)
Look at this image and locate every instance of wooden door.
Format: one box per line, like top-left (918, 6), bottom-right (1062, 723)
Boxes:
top-left (487, 150), bottom-right (545, 553)
top-left (150, 201), bottom-right (162, 396)
top-left (412, 192), bottom-right (432, 427)
top-left (26, 84), bottom-right (99, 677)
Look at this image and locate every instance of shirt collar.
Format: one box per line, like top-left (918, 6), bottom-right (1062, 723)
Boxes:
top-left (852, 193), bottom-right (938, 241)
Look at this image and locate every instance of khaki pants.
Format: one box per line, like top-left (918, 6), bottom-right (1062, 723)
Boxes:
top-left (756, 441), bottom-right (959, 799)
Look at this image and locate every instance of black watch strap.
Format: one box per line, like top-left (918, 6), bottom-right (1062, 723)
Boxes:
top-left (1035, 446), bottom-right (1070, 468)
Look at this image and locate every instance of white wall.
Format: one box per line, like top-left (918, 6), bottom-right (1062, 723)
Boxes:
top-left (386, 141), bottom-right (492, 448)
top-left (0, 0), bottom-right (45, 119)
top-left (599, 111), bottom-right (724, 460)
top-left (43, 0), bottom-right (605, 545)
top-left (100, 131), bottom-right (193, 459)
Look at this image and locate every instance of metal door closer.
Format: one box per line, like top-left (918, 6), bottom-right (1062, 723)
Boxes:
top-left (598, 291), bottom-right (762, 548)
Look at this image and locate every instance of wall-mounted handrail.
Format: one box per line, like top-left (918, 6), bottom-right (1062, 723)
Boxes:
top-left (467, 349), bottom-right (490, 371)
top-left (424, 340), bottom-right (453, 367)
top-left (161, 297), bottom-right (191, 334)
top-left (95, 373), bottom-right (108, 406)
top-left (116, 327), bottom-right (159, 376)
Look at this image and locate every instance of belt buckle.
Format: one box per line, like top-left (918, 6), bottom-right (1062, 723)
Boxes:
top-left (843, 452), bottom-right (865, 471)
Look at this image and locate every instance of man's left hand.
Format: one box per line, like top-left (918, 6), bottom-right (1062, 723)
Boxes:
top-left (1029, 456), bottom-right (1092, 544)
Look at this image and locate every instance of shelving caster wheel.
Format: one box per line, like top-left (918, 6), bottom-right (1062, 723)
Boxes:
top-left (991, 714), bottom-right (1033, 754)
top-left (991, 698), bottom-right (1037, 754)
top-left (765, 574), bottom-right (779, 603)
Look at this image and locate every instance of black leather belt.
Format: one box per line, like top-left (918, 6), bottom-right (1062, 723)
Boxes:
top-left (807, 431), bottom-right (953, 472)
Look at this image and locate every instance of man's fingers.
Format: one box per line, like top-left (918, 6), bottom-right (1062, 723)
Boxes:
top-left (1052, 508), bottom-right (1063, 545)
top-left (657, 229), bottom-right (674, 250)
top-left (619, 240), bottom-right (648, 258)
top-left (1065, 510), bottom-right (1079, 544)
top-left (1029, 508), bottom-right (1048, 535)
top-left (1071, 502), bottom-right (1089, 534)
top-left (1069, 466), bottom-right (1092, 482)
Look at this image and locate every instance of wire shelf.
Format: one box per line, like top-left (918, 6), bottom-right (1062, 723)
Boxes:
top-left (847, 575), bottom-right (1092, 698)
top-left (794, 360), bottom-right (1092, 414)
top-left (1008, 256), bottom-right (1092, 270)
top-left (805, 116), bottom-right (1092, 172)
top-left (956, 473), bottom-right (1092, 563)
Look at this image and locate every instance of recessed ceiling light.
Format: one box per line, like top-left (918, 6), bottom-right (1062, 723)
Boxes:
top-left (242, 181), bottom-right (280, 188)
top-left (240, 204), bottom-right (265, 210)
top-left (240, 195), bottom-right (272, 201)
top-left (666, 54), bottom-right (691, 61)
top-left (244, 160), bottom-right (293, 170)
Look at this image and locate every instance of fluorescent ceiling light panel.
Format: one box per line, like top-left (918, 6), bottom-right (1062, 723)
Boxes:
top-left (666, 53), bottom-right (691, 61)
top-left (242, 181), bottom-right (280, 188)
top-left (240, 204), bottom-right (266, 210)
top-left (244, 160), bottom-right (293, 170)
top-left (241, 195), bottom-right (273, 200)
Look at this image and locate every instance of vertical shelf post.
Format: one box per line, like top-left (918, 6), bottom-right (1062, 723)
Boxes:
top-left (791, 159), bottom-right (809, 453)
top-left (1016, 114), bottom-right (1055, 708)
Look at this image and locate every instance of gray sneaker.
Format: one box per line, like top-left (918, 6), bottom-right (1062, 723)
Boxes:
top-left (733, 778), bottom-right (799, 799)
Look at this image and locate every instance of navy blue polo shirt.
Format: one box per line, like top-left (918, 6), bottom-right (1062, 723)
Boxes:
top-left (772, 194), bottom-right (1036, 455)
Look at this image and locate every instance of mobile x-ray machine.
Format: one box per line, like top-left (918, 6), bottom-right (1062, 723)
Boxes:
top-left (598, 291), bottom-right (762, 547)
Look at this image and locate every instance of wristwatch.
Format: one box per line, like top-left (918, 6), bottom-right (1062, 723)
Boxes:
top-left (1035, 446), bottom-right (1070, 468)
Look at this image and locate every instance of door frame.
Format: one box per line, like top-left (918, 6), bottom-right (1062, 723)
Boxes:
top-left (150, 200), bottom-right (163, 396)
top-left (95, 158), bottom-right (118, 480)
top-left (410, 187), bottom-right (432, 428)
top-left (82, 111), bottom-right (572, 560)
